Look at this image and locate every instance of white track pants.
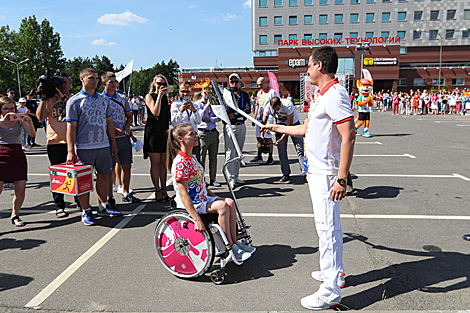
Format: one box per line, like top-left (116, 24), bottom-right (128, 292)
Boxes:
top-left (307, 173), bottom-right (344, 302)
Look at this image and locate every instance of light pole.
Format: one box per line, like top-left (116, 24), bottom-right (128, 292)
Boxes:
top-left (416, 29), bottom-right (446, 91)
top-left (355, 42), bottom-right (370, 79)
top-left (3, 57), bottom-right (29, 97)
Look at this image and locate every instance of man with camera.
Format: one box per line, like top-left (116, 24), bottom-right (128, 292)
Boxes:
top-left (66, 68), bottom-right (119, 226)
top-left (37, 71), bottom-right (81, 217)
top-left (224, 73), bottom-right (251, 189)
top-left (171, 81), bottom-right (201, 160)
top-left (101, 71), bottom-right (140, 205)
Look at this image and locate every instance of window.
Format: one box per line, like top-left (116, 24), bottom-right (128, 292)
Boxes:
top-left (275, 0), bottom-right (282, 6)
top-left (429, 30), bottom-right (438, 40)
top-left (335, 14), bottom-right (343, 23)
top-left (251, 82), bottom-right (257, 88)
top-left (274, 35), bottom-right (283, 44)
top-left (259, 17), bottom-right (268, 25)
top-left (289, 34), bottom-right (298, 40)
top-left (289, 16), bottom-right (298, 24)
top-left (274, 16), bottom-right (282, 25)
top-left (350, 32), bottom-right (358, 38)
top-left (319, 15), bottom-right (328, 24)
top-left (350, 13), bottom-right (359, 23)
top-left (382, 12), bottom-right (390, 22)
top-left (430, 11), bottom-right (439, 21)
top-left (366, 13), bottom-right (374, 22)
top-left (447, 10), bottom-right (456, 20)
top-left (240, 82), bottom-right (245, 88)
top-left (414, 11), bottom-right (423, 21)
top-left (304, 34), bottom-right (313, 40)
top-left (397, 31), bottom-right (406, 40)
top-left (289, 0), bottom-right (298, 5)
top-left (398, 0), bottom-right (406, 2)
top-left (319, 33), bottom-right (327, 39)
top-left (335, 0), bottom-right (343, 3)
top-left (259, 35), bottom-right (268, 44)
top-left (365, 32), bottom-right (374, 39)
top-left (334, 33), bottom-right (343, 40)
top-left (366, 0), bottom-right (375, 2)
top-left (413, 30), bottom-right (422, 40)
top-left (452, 78), bottom-right (465, 86)
top-left (397, 12), bottom-right (406, 21)
top-left (398, 79), bottom-right (407, 86)
top-left (465, 10), bottom-right (470, 20)
top-left (463, 30), bottom-right (470, 39)
top-left (381, 31), bottom-right (389, 37)
top-left (445, 29), bottom-right (454, 39)
top-left (382, 0), bottom-right (391, 2)
top-left (351, 0), bottom-right (359, 3)
top-left (319, 0), bottom-right (328, 4)
top-left (259, 0), bottom-right (267, 7)
top-left (432, 78), bottom-right (445, 86)
top-left (304, 15), bottom-right (313, 24)
top-left (414, 78), bottom-right (426, 86)
top-left (305, 0), bottom-right (313, 4)
top-left (400, 47), bottom-right (407, 54)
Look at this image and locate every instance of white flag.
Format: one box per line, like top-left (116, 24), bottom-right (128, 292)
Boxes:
top-left (116, 59), bottom-right (134, 82)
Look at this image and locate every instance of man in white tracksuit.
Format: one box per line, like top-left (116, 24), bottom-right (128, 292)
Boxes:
top-left (262, 46), bottom-right (355, 310)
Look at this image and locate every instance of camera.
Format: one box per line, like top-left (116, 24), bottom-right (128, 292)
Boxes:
top-left (227, 87), bottom-right (240, 93)
top-left (37, 68), bottom-right (65, 98)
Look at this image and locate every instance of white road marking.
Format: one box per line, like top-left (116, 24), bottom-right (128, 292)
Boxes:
top-left (457, 124), bottom-right (470, 127)
top-left (355, 174), bottom-right (460, 178)
top-left (356, 141), bottom-right (383, 145)
top-left (452, 173), bottom-right (470, 181)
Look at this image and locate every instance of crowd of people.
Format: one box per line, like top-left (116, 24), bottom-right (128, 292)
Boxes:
top-left (352, 88), bottom-right (470, 116)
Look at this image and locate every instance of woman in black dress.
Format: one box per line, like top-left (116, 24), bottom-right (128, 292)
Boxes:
top-left (144, 75), bottom-right (171, 202)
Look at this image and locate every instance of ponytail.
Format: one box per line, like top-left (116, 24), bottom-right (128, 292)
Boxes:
top-left (166, 123), bottom-right (191, 171)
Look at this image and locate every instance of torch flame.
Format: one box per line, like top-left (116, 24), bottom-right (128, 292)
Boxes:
top-left (194, 78), bottom-right (211, 92)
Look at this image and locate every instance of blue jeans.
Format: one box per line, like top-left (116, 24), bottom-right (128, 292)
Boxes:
top-left (21, 128), bottom-right (27, 146)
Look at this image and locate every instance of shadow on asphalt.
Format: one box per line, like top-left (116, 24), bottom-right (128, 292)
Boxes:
top-left (186, 244), bottom-right (318, 285)
top-left (353, 186), bottom-right (403, 199)
top-left (341, 233), bottom-right (470, 310)
top-left (0, 272), bottom-right (34, 292)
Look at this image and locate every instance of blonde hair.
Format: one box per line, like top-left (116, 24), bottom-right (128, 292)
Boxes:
top-left (149, 74), bottom-right (169, 94)
top-left (192, 92), bottom-right (201, 102)
top-left (166, 123), bottom-right (192, 171)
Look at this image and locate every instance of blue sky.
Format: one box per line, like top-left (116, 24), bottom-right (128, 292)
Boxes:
top-left (1, 0), bottom-right (253, 70)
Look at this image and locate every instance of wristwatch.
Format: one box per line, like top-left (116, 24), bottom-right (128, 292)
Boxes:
top-left (336, 177), bottom-right (347, 187)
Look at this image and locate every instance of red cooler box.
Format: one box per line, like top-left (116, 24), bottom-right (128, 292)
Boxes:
top-left (49, 163), bottom-right (93, 196)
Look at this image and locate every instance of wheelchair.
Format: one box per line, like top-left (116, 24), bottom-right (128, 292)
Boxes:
top-left (154, 156), bottom-right (252, 284)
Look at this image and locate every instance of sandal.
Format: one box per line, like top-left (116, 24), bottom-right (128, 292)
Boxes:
top-left (155, 189), bottom-right (168, 203)
top-left (160, 188), bottom-right (175, 202)
top-left (55, 208), bottom-right (69, 218)
top-left (11, 216), bottom-right (25, 227)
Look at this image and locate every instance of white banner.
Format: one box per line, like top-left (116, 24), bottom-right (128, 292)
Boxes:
top-left (116, 59), bottom-right (134, 82)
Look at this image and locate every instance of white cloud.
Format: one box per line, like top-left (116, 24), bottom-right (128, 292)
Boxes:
top-left (91, 39), bottom-right (116, 46)
top-left (243, 0), bottom-right (251, 8)
top-left (188, 5), bottom-right (198, 9)
top-left (206, 13), bottom-right (238, 22)
top-left (222, 13), bottom-right (237, 21)
top-left (97, 10), bottom-right (148, 26)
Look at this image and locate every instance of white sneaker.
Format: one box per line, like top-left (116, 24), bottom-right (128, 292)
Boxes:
top-left (301, 292), bottom-right (341, 311)
top-left (311, 271), bottom-right (346, 288)
top-left (113, 185), bottom-right (118, 192)
top-left (232, 244), bottom-right (251, 262)
top-left (235, 178), bottom-right (245, 184)
top-left (117, 185), bottom-right (123, 194)
top-left (236, 241), bottom-right (256, 253)
top-left (211, 181), bottom-right (221, 187)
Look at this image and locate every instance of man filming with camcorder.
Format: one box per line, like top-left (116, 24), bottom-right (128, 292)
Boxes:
top-left (37, 71), bottom-right (80, 218)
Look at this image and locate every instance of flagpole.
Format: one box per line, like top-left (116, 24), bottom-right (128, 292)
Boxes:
top-left (122, 77), bottom-right (126, 94)
top-left (127, 70), bottom-right (133, 95)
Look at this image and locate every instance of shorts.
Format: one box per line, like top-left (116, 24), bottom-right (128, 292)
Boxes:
top-left (255, 115), bottom-right (274, 138)
top-left (358, 112), bottom-right (370, 121)
top-left (112, 137), bottom-right (133, 166)
top-left (77, 147), bottom-right (113, 175)
top-left (193, 196), bottom-right (220, 214)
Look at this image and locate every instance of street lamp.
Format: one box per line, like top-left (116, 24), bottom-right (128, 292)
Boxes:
top-left (355, 42), bottom-right (370, 79)
top-left (3, 57), bottom-right (29, 97)
top-left (416, 28), bottom-right (443, 91)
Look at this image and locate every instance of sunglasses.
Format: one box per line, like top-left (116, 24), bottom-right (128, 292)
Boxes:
top-left (230, 80), bottom-right (240, 84)
top-left (156, 82), bottom-right (167, 86)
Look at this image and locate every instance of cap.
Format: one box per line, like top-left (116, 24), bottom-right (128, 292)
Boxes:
top-left (25, 90), bottom-right (31, 96)
top-left (229, 73), bottom-right (241, 81)
top-left (6, 88), bottom-right (15, 93)
top-left (19, 98), bottom-right (26, 102)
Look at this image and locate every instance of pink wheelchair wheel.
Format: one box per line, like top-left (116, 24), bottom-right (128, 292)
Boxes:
top-left (154, 210), bottom-right (215, 278)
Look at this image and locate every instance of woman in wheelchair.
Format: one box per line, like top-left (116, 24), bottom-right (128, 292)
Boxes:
top-left (167, 123), bottom-right (255, 263)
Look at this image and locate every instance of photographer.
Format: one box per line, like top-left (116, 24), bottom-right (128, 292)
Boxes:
top-left (170, 81), bottom-right (201, 160)
top-left (37, 71), bottom-right (80, 217)
top-left (224, 73), bottom-right (251, 189)
top-left (0, 96), bottom-right (36, 226)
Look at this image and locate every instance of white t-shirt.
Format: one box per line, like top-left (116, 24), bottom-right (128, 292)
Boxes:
top-left (264, 98), bottom-right (299, 125)
top-left (304, 78), bottom-right (354, 175)
top-left (131, 98), bottom-right (139, 110)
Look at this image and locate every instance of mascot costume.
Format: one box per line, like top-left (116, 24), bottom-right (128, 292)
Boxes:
top-left (355, 69), bottom-right (374, 137)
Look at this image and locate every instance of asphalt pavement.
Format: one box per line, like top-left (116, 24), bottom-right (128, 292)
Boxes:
top-left (1, 111), bottom-right (470, 312)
